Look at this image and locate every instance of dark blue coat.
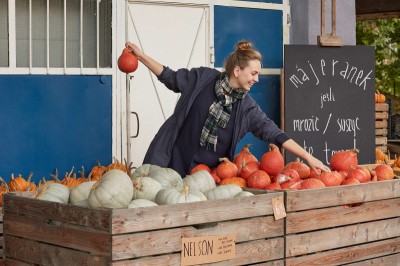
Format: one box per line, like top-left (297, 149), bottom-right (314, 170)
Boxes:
top-left (143, 66), bottom-right (289, 171)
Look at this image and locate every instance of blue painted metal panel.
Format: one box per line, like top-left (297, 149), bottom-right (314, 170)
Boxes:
top-left (214, 5), bottom-right (283, 159)
top-left (0, 75), bottom-right (112, 183)
top-left (235, 75), bottom-right (281, 160)
top-left (214, 6), bottom-right (283, 68)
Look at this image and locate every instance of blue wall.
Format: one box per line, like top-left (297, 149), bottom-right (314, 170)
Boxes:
top-left (214, 5), bottom-right (283, 160)
top-left (0, 75), bottom-right (112, 183)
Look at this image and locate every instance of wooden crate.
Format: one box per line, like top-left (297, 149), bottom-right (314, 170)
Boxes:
top-left (2, 191), bottom-right (285, 265)
top-left (284, 178), bottom-right (400, 266)
top-left (376, 103), bottom-right (389, 153)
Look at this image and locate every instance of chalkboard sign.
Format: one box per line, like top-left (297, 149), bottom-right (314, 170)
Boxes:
top-left (283, 45), bottom-right (375, 165)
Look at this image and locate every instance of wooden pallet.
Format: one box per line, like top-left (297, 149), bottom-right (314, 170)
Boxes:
top-left (284, 178), bottom-right (400, 266)
top-left (2, 191), bottom-right (284, 265)
top-left (376, 103), bottom-right (389, 153)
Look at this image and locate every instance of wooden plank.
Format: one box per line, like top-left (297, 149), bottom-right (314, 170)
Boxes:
top-left (3, 212), bottom-right (111, 255)
top-left (286, 217), bottom-right (400, 256)
top-left (112, 238), bottom-right (284, 266)
top-left (111, 193), bottom-right (282, 234)
top-left (285, 179), bottom-right (400, 211)
top-left (4, 235), bottom-right (110, 265)
top-left (345, 253), bottom-right (400, 265)
top-left (248, 260), bottom-right (284, 266)
top-left (356, 0), bottom-right (400, 16)
top-left (4, 258), bottom-right (35, 266)
top-left (2, 193), bottom-right (111, 231)
top-left (375, 111), bottom-right (388, 120)
top-left (285, 237), bottom-right (400, 266)
top-left (112, 216), bottom-right (283, 260)
top-left (375, 103), bottom-right (389, 112)
top-left (376, 145), bottom-right (387, 153)
top-left (376, 136), bottom-right (387, 145)
top-left (286, 198), bottom-right (400, 234)
top-left (375, 128), bottom-right (388, 136)
top-left (376, 120), bottom-right (388, 129)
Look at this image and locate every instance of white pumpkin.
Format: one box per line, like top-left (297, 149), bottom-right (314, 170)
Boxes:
top-left (88, 169), bottom-right (133, 208)
top-left (155, 186), bottom-right (207, 205)
top-left (128, 199), bottom-right (158, 209)
top-left (235, 191), bottom-right (254, 198)
top-left (131, 164), bottom-right (161, 179)
top-left (182, 170), bottom-right (216, 193)
top-left (149, 168), bottom-right (183, 189)
top-left (205, 184), bottom-right (242, 201)
top-left (132, 176), bottom-right (162, 202)
top-left (35, 183), bottom-right (70, 204)
top-left (69, 181), bottom-right (97, 205)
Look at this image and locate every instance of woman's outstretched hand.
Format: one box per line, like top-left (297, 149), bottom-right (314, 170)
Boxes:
top-left (305, 155), bottom-right (331, 175)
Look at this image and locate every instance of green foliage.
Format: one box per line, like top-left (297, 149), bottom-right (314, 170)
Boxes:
top-left (356, 18), bottom-right (400, 97)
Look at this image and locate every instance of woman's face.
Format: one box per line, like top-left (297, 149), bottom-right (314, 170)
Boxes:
top-left (233, 59), bottom-right (261, 91)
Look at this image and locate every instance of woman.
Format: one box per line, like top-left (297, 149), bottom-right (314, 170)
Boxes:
top-left (126, 41), bottom-right (330, 177)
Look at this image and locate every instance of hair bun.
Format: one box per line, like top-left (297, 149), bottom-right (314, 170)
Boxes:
top-left (236, 41), bottom-right (253, 51)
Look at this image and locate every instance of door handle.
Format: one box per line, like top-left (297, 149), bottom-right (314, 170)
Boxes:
top-left (131, 111), bottom-right (139, 138)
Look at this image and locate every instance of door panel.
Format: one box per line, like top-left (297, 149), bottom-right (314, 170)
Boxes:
top-left (214, 5), bottom-right (285, 160)
top-left (127, 2), bottom-right (209, 167)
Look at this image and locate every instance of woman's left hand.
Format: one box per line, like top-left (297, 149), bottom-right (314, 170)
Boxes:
top-left (305, 155), bottom-right (331, 175)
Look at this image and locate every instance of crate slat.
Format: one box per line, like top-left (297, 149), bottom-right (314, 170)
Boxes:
top-left (112, 216), bottom-right (283, 260)
top-left (376, 136), bottom-right (387, 145)
top-left (4, 235), bottom-right (109, 265)
top-left (285, 179), bottom-right (400, 212)
top-left (345, 253), bottom-right (400, 265)
top-left (376, 120), bottom-right (388, 129)
top-left (375, 128), bottom-right (388, 136)
top-left (286, 198), bottom-right (400, 234)
top-left (375, 103), bottom-right (389, 112)
top-left (112, 238), bottom-right (284, 266)
top-left (111, 193), bottom-right (279, 234)
top-left (285, 237), bottom-right (400, 266)
top-left (2, 194), bottom-right (111, 231)
top-left (4, 212), bottom-right (111, 255)
top-left (286, 217), bottom-right (400, 256)
top-left (375, 111), bottom-right (388, 120)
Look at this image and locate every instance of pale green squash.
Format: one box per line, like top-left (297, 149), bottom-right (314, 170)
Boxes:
top-left (183, 170), bottom-right (216, 193)
top-left (205, 184), bottom-right (242, 201)
top-left (155, 186), bottom-right (207, 205)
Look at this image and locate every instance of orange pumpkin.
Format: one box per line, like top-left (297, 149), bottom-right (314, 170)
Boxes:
top-left (375, 90), bottom-right (386, 103)
top-left (0, 176), bottom-right (9, 206)
top-left (219, 177), bottom-right (247, 188)
top-left (9, 173), bottom-right (32, 192)
top-left (190, 164), bottom-right (211, 175)
top-left (216, 158), bottom-right (238, 180)
top-left (89, 161), bottom-right (107, 181)
top-left (118, 47), bottom-right (138, 73)
top-left (106, 157), bottom-right (127, 173)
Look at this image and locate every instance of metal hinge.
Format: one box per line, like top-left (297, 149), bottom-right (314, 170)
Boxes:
top-left (210, 46), bottom-right (215, 65)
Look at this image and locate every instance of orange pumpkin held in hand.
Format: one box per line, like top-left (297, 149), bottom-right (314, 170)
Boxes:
top-left (118, 47), bottom-right (138, 73)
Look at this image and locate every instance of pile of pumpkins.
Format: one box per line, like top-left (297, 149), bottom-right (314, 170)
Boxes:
top-left (193, 144), bottom-right (396, 191)
top-left (1, 144), bottom-right (396, 209)
top-left (0, 157), bottom-right (251, 209)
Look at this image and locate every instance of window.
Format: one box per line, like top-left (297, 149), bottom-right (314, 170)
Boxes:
top-left (2, 0), bottom-right (112, 70)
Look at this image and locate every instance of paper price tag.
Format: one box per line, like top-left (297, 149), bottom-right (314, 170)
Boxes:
top-left (272, 196), bottom-right (286, 220)
top-left (181, 234), bottom-right (235, 266)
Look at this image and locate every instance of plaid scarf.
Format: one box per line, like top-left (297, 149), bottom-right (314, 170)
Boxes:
top-left (200, 73), bottom-right (247, 152)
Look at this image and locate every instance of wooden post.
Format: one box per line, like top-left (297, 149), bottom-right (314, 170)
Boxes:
top-left (317, 0), bottom-right (343, 46)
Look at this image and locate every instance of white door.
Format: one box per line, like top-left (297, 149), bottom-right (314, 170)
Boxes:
top-left (126, 1), bottom-right (211, 167)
